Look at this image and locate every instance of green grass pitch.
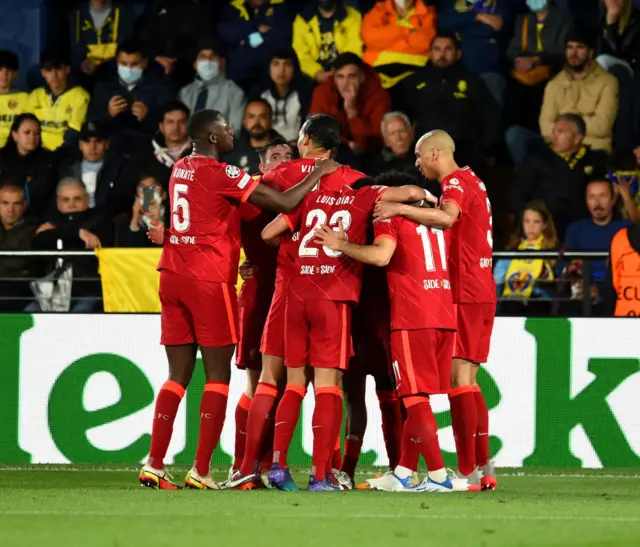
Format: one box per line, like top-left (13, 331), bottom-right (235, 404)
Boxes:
top-left (1, 466), bottom-right (640, 547)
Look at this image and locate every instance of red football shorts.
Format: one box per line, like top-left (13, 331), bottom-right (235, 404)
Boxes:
top-left (349, 298), bottom-right (391, 379)
top-left (285, 299), bottom-right (352, 369)
top-left (453, 302), bottom-right (496, 364)
top-left (390, 328), bottom-right (454, 398)
top-left (260, 282), bottom-right (286, 358)
top-left (236, 278), bottom-right (273, 370)
top-left (159, 270), bottom-right (238, 347)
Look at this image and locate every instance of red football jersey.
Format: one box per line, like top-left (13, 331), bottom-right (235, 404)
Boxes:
top-left (440, 167), bottom-right (496, 304)
top-left (374, 217), bottom-right (455, 330)
top-left (158, 154), bottom-right (259, 282)
top-left (284, 185), bottom-right (386, 303)
top-left (265, 160), bottom-right (365, 287)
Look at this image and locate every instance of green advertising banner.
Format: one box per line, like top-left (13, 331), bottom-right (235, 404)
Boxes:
top-left (0, 315), bottom-right (639, 467)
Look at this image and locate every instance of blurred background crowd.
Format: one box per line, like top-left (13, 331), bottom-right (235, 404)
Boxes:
top-left (0, 0), bottom-right (639, 315)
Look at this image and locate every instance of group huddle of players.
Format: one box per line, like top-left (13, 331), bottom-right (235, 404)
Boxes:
top-left (138, 109), bottom-right (498, 493)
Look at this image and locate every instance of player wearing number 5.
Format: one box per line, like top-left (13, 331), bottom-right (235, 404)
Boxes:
top-left (139, 109), bottom-right (340, 491)
top-left (374, 130), bottom-right (498, 491)
top-left (261, 176), bottom-right (430, 491)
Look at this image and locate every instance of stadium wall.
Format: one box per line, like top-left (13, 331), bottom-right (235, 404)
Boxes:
top-left (1, 315), bottom-right (639, 468)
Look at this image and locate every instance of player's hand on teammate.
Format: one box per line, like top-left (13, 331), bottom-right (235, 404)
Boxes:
top-left (147, 220), bottom-right (165, 245)
top-left (314, 220), bottom-right (347, 251)
top-left (239, 260), bottom-right (256, 281)
top-left (314, 158), bottom-right (341, 175)
top-left (373, 201), bottom-right (407, 223)
top-left (78, 228), bottom-right (102, 249)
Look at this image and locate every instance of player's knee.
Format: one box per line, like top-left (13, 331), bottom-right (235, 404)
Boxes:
top-left (450, 358), bottom-right (473, 388)
top-left (245, 369), bottom-right (260, 396)
top-left (286, 366), bottom-right (307, 387)
top-left (314, 367), bottom-right (342, 388)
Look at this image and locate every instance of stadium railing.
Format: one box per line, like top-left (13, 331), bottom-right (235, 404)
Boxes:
top-left (0, 249), bottom-right (611, 316)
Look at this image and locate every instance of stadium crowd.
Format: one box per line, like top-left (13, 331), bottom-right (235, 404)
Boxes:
top-left (0, 0), bottom-right (639, 315)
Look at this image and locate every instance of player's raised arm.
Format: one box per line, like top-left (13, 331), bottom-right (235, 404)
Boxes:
top-left (379, 185), bottom-right (438, 205)
top-left (374, 200), bottom-right (460, 230)
top-left (248, 159), bottom-right (340, 213)
top-left (314, 222), bottom-right (397, 267)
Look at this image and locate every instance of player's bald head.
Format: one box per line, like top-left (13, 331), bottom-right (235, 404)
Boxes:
top-left (416, 130), bottom-right (455, 156)
top-left (187, 109), bottom-right (225, 140)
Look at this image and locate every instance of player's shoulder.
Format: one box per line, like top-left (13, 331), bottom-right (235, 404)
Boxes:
top-left (340, 165), bottom-right (366, 184)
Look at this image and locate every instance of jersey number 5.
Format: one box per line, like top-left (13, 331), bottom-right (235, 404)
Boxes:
top-left (299, 209), bottom-right (352, 258)
top-left (172, 183), bottom-right (190, 233)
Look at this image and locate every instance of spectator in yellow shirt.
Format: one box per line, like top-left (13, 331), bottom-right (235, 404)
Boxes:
top-left (362, 0), bottom-right (437, 89)
top-left (28, 51), bottom-right (90, 152)
top-left (0, 50), bottom-right (29, 148)
top-left (293, 0), bottom-right (363, 83)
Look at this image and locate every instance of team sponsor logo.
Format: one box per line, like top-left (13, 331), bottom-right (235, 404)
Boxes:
top-left (2, 317), bottom-right (640, 468)
top-left (225, 165), bottom-right (242, 179)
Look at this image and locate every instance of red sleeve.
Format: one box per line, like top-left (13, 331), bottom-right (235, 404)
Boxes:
top-left (239, 202), bottom-right (261, 221)
top-left (374, 216), bottom-right (399, 243)
top-left (440, 175), bottom-right (465, 216)
top-left (210, 162), bottom-right (257, 203)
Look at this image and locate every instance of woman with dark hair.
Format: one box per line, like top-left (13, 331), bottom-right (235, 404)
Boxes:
top-left (494, 200), bottom-right (559, 305)
top-left (0, 113), bottom-right (57, 220)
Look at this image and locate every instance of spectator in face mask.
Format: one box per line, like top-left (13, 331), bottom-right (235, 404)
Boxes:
top-left (438, 0), bottom-right (510, 106)
top-left (89, 38), bottom-right (175, 145)
top-left (178, 41), bottom-right (246, 134)
top-left (505, 0), bottom-right (574, 130)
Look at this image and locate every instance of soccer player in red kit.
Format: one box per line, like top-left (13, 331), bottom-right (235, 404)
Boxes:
top-left (261, 177), bottom-right (428, 491)
top-left (375, 130), bottom-right (498, 490)
top-left (315, 170), bottom-right (477, 493)
top-left (227, 115), bottom-right (367, 491)
top-left (138, 109), bottom-right (340, 490)
top-left (231, 138), bottom-right (293, 479)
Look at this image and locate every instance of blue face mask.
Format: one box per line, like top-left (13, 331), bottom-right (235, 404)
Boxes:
top-left (526, 0), bottom-right (548, 13)
top-left (118, 65), bottom-right (142, 85)
top-left (196, 60), bottom-right (220, 82)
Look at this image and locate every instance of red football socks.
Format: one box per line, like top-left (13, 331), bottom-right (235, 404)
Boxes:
top-left (398, 396), bottom-right (444, 472)
top-left (341, 438), bottom-right (363, 480)
top-left (148, 380), bottom-right (185, 470)
top-left (312, 386), bottom-right (342, 481)
top-left (473, 385), bottom-right (490, 467)
top-left (449, 386), bottom-right (478, 476)
top-left (194, 381), bottom-right (229, 477)
top-left (272, 384), bottom-right (306, 469)
top-left (239, 383), bottom-right (278, 476)
top-left (377, 390), bottom-right (403, 469)
top-left (232, 393), bottom-right (252, 470)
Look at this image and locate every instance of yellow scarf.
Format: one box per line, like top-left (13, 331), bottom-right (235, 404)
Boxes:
top-left (503, 236), bottom-right (554, 298)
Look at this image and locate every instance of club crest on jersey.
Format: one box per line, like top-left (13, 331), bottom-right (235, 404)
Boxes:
top-left (225, 165), bottom-right (242, 179)
top-left (448, 178), bottom-right (460, 186)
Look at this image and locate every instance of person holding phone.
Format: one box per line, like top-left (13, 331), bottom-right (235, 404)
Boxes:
top-left (117, 175), bottom-right (167, 246)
